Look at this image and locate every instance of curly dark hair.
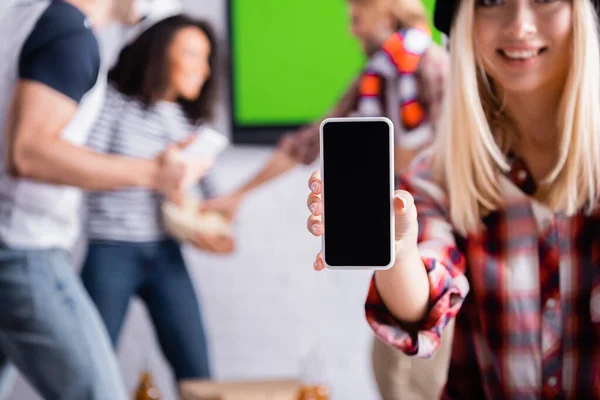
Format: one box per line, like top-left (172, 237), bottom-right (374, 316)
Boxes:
top-left (108, 14), bottom-right (218, 126)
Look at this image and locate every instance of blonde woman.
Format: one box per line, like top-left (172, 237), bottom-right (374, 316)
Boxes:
top-left (307, 0), bottom-right (600, 396)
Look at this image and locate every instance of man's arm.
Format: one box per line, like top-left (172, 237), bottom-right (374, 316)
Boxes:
top-left (229, 76), bottom-right (361, 196)
top-left (325, 76), bottom-right (361, 120)
top-left (199, 77), bottom-right (361, 217)
top-left (233, 42), bottom-right (448, 194)
top-left (9, 80), bottom-right (159, 190)
top-left (235, 75), bottom-right (362, 192)
top-left (291, 76), bottom-right (361, 166)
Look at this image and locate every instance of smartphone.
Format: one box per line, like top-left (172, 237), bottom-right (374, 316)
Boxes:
top-left (181, 126), bottom-right (230, 159)
top-left (319, 117), bottom-right (395, 270)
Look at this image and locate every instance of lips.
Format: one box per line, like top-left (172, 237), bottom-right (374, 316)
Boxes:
top-left (497, 47), bottom-right (547, 60)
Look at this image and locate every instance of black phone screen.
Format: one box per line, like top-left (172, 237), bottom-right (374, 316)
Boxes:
top-left (321, 119), bottom-right (393, 267)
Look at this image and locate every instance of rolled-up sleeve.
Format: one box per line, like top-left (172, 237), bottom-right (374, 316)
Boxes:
top-left (365, 152), bottom-right (469, 357)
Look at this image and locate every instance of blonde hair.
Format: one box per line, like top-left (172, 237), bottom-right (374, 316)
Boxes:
top-left (347, 0), bottom-right (428, 29)
top-left (431, 0), bottom-right (600, 236)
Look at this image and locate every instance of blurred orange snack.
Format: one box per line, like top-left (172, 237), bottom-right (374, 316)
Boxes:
top-left (162, 196), bottom-right (233, 242)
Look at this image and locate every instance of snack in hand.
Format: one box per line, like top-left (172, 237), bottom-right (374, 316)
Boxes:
top-left (162, 196), bottom-right (233, 243)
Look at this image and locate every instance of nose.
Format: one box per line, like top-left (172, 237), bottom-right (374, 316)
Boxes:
top-left (503, 3), bottom-right (537, 40)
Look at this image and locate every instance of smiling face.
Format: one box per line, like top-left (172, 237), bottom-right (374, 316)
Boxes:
top-left (473, 0), bottom-right (572, 94)
top-left (347, 1), bottom-right (395, 55)
top-left (166, 26), bottom-right (212, 101)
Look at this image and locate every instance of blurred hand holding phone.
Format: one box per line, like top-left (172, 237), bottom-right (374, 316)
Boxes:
top-left (174, 126), bottom-right (230, 190)
top-left (180, 125), bottom-right (230, 160)
top-left (162, 126), bottom-right (235, 253)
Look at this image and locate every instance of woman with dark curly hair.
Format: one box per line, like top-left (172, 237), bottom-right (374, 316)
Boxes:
top-left (81, 14), bottom-right (227, 382)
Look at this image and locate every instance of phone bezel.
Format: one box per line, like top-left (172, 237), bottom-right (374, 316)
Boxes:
top-left (319, 116), bottom-right (396, 270)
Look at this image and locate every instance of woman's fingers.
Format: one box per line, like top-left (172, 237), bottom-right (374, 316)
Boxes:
top-left (306, 193), bottom-right (322, 216)
top-left (307, 215), bottom-right (322, 236)
top-left (313, 251), bottom-right (325, 271)
top-left (308, 170), bottom-right (322, 194)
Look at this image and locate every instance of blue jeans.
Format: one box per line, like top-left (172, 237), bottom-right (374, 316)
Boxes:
top-left (81, 239), bottom-right (211, 381)
top-left (0, 246), bottom-right (128, 399)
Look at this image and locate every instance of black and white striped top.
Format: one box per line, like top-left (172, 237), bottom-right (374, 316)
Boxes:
top-left (85, 84), bottom-right (213, 242)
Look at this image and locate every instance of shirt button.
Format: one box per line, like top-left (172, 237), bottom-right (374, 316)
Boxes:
top-left (545, 298), bottom-right (556, 309)
top-left (548, 376), bottom-right (557, 387)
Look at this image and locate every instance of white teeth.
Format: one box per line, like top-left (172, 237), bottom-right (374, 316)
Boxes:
top-left (503, 50), bottom-right (538, 59)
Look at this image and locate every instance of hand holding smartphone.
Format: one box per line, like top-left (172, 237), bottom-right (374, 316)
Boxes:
top-left (169, 126), bottom-right (229, 191)
top-left (311, 117), bottom-right (396, 269)
top-left (162, 127), bottom-right (234, 244)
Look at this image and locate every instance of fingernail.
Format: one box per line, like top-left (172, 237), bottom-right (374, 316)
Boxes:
top-left (311, 224), bottom-right (318, 234)
top-left (395, 193), bottom-right (406, 208)
top-left (309, 203), bottom-right (317, 213)
top-left (310, 182), bottom-right (319, 192)
top-left (314, 261), bottom-right (319, 270)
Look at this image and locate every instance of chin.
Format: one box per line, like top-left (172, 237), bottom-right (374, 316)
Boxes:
top-left (180, 91), bottom-right (201, 101)
top-left (487, 67), bottom-right (550, 95)
top-left (496, 76), bottom-right (551, 95)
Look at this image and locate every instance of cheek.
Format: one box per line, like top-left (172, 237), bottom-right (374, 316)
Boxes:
top-left (473, 20), bottom-right (497, 64)
top-left (547, 11), bottom-right (572, 51)
top-left (170, 67), bottom-right (191, 95)
top-left (170, 66), bottom-right (183, 87)
top-left (473, 18), bottom-right (496, 56)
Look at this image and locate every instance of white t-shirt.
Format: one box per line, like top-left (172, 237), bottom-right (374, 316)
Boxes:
top-left (0, 0), bottom-right (106, 249)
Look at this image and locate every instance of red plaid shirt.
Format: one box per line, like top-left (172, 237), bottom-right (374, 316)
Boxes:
top-left (366, 150), bottom-right (600, 399)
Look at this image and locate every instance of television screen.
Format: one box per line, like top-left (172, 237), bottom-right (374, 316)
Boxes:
top-left (228, 0), bottom-right (442, 144)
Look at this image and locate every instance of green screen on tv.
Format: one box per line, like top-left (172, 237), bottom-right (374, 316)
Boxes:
top-left (229, 0), bottom-right (442, 128)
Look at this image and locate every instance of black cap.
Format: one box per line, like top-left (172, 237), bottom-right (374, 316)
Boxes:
top-left (434, 0), bottom-right (600, 36)
top-left (434, 0), bottom-right (456, 36)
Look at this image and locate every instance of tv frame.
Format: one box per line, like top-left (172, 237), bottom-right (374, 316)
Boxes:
top-left (225, 0), bottom-right (313, 146)
top-left (225, 0), bottom-right (446, 146)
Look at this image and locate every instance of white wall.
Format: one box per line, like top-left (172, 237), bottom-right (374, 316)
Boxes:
top-left (9, 1), bottom-right (381, 399)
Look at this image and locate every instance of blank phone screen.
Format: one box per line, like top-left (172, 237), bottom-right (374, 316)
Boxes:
top-left (321, 119), bottom-right (393, 267)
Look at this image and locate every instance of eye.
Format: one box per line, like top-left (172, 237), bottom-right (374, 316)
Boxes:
top-left (476, 0), bottom-right (504, 7)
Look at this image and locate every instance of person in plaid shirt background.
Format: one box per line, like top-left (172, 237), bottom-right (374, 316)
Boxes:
top-left (307, 0), bottom-right (600, 397)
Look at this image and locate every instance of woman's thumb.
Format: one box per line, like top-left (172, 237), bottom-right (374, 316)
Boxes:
top-left (394, 190), bottom-right (417, 240)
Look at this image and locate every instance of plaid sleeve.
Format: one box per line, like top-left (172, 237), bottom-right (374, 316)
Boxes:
top-left (365, 151), bottom-right (470, 358)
